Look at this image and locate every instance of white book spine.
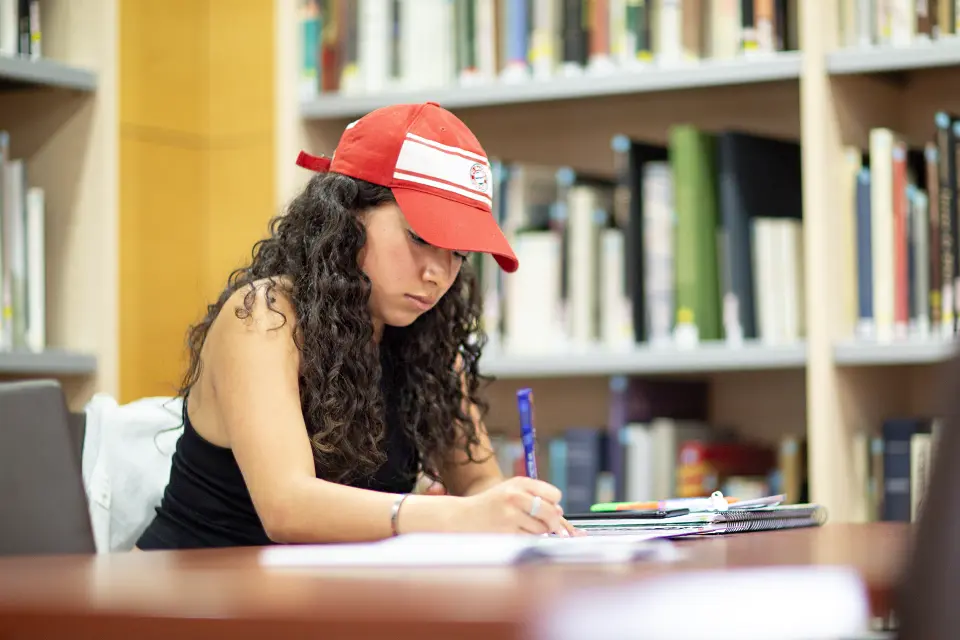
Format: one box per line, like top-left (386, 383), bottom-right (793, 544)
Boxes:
top-left (657, 0), bottom-right (682, 64)
top-left (752, 219), bottom-right (777, 343)
top-left (567, 186), bottom-right (599, 346)
top-left (890, 0), bottom-right (915, 45)
top-left (857, 0), bottom-right (875, 45)
top-left (0, 0), bottom-right (15, 57)
top-left (25, 187), bottom-right (44, 352)
top-left (359, 0), bottom-right (391, 93)
top-left (643, 162), bottom-right (674, 345)
top-left (710, 0), bottom-right (739, 58)
top-left (875, 0), bottom-right (891, 44)
top-left (505, 231), bottom-right (563, 353)
top-left (780, 218), bottom-right (804, 341)
top-left (600, 228), bottom-right (633, 348)
top-left (530, 0), bottom-right (559, 80)
top-left (401, 0), bottom-right (450, 89)
top-left (624, 423), bottom-right (653, 502)
top-left (608, 0), bottom-right (629, 65)
top-left (475, 0), bottom-right (497, 82)
top-left (5, 159), bottom-right (25, 349)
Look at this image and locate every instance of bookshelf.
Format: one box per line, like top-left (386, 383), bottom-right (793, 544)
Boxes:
top-left (0, 54), bottom-right (97, 91)
top-left (300, 51), bottom-right (802, 118)
top-left (0, 0), bottom-right (118, 407)
top-left (277, 1), bottom-right (952, 523)
top-left (827, 40), bottom-right (960, 75)
top-left (480, 341), bottom-right (806, 379)
top-left (834, 338), bottom-right (957, 366)
top-left (0, 349), bottom-right (97, 376)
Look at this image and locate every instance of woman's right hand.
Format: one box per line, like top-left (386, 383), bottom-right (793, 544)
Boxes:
top-left (451, 476), bottom-right (568, 535)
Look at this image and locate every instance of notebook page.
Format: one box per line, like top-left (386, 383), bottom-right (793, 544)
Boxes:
top-left (259, 532), bottom-right (679, 568)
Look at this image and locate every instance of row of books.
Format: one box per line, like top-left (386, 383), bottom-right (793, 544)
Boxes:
top-left (489, 377), bottom-right (805, 513)
top-left (843, 114), bottom-right (960, 343)
top-left (838, 0), bottom-right (960, 49)
top-left (872, 416), bottom-right (939, 523)
top-left (298, 0), bottom-right (800, 100)
top-left (473, 126), bottom-right (805, 355)
top-left (489, 376), bottom-right (935, 523)
top-left (0, 131), bottom-right (46, 354)
top-left (0, 0), bottom-right (40, 60)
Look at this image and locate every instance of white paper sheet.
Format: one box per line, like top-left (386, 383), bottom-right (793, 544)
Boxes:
top-left (259, 532), bottom-right (680, 568)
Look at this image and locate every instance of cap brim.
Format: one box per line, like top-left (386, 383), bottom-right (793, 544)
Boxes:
top-left (392, 187), bottom-right (518, 273)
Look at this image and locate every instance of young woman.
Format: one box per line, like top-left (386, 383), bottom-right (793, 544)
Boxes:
top-left (135, 102), bottom-right (577, 549)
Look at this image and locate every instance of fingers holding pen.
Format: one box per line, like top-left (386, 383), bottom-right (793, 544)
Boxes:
top-left (515, 493), bottom-right (566, 535)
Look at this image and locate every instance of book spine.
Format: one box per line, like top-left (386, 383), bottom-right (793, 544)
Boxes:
top-left (893, 141), bottom-right (909, 338)
top-left (856, 168), bottom-right (874, 338)
top-left (561, 0), bottom-right (587, 67)
top-left (935, 113), bottom-right (955, 334)
top-left (913, 188), bottom-right (931, 336)
top-left (926, 142), bottom-right (942, 330)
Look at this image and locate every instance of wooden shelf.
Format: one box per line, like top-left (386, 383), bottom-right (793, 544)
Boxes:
top-left (0, 55), bottom-right (97, 92)
top-left (833, 338), bottom-right (957, 366)
top-left (300, 52), bottom-right (802, 120)
top-left (0, 350), bottom-right (97, 376)
top-left (480, 341), bottom-right (806, 378)
top-left (827, 41), bottom-right (960, 75)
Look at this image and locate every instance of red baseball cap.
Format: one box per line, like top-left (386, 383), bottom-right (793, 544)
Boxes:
top-left (295, 101), bottom-right (518, 273)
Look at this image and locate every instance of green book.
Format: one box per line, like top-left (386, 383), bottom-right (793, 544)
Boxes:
top-left (669, 125), bottom-right (721, 342)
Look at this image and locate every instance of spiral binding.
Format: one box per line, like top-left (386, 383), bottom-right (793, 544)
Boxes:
top-left (707, 504), bottom-right (829, 534)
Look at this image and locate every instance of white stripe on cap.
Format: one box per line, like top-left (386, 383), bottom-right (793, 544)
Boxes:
top-left (405, 132), bottom-right (489, 165)
top-left (394, 136), bottom-right (493, 202)
top-left (393, 171), bottom-right (491, 205)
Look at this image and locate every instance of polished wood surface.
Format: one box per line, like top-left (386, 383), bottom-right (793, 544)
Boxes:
top-left (0, 523), bottom-right (910, 640)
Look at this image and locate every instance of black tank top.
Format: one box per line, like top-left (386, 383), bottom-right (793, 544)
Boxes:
top-left (136, 352), bottom-right (419, 549)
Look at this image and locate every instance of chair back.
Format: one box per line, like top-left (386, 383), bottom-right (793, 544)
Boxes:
top-left (897, 343), bottom-right (960, 638)
top-left (0, 379), bottom-right (95, 556)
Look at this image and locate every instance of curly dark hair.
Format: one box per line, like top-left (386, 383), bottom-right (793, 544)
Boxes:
top-left (179, 171), bottom-right (493, 486)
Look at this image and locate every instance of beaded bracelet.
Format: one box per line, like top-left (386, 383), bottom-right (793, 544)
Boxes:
top-left (390, 493), bottom-right (410, 536)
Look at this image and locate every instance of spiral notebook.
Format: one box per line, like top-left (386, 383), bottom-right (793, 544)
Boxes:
top-left (570, 504), bottom-right (828, 537)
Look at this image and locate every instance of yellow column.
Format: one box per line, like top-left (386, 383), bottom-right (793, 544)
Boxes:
top-left (119, 0), bottom-right (276, 402)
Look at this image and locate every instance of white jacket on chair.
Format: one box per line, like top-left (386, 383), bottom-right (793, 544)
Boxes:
top-left (80, 394), bottom-right (183, 553)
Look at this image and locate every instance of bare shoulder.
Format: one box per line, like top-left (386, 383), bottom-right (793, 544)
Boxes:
top-left (220, 276), bottom-right (297, 335)
top-left (204, 276), bottom-right (302, 379)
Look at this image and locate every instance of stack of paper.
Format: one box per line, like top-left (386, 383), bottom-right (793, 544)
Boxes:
top-left (259, 532), bottom-right (682, 568)
top-left (572, 504), bottom-right (829, 537)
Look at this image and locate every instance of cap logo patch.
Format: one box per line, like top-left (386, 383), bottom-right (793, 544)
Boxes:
top-left (469, 163), bottom-right (490, 193)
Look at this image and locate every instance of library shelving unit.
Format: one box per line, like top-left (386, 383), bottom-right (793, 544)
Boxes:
top-left (275, 1), bottom-right (957, 523)
top-left (479, 341), bottom-right (807, 379)
top-left (0, 0), bottom-right (118, 408)
top-left (299, 52), bottom-right (803, 119)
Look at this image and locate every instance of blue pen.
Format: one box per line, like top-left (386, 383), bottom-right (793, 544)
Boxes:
top-left (516, 388), bottom-right (538, 479)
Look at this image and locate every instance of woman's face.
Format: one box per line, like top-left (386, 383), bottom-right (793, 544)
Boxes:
top-left (359, 202), bottom-right (468, 335)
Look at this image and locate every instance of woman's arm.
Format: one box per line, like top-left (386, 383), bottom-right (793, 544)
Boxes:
top-left (206, 283), bottom-right (459, 543)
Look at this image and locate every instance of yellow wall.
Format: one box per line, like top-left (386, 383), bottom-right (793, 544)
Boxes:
top-left (119, 0), bottom-right (276, 402)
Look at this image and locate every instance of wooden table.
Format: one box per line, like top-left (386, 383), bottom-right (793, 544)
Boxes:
top-left (0, 523), bottom-right (910, 640)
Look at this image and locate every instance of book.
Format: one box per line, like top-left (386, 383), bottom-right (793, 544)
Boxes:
top-left (569, 504), bottom-right (828, 536)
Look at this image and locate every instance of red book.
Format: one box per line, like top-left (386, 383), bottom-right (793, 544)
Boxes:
top-left (892, 141), bottom-right (908, 335)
